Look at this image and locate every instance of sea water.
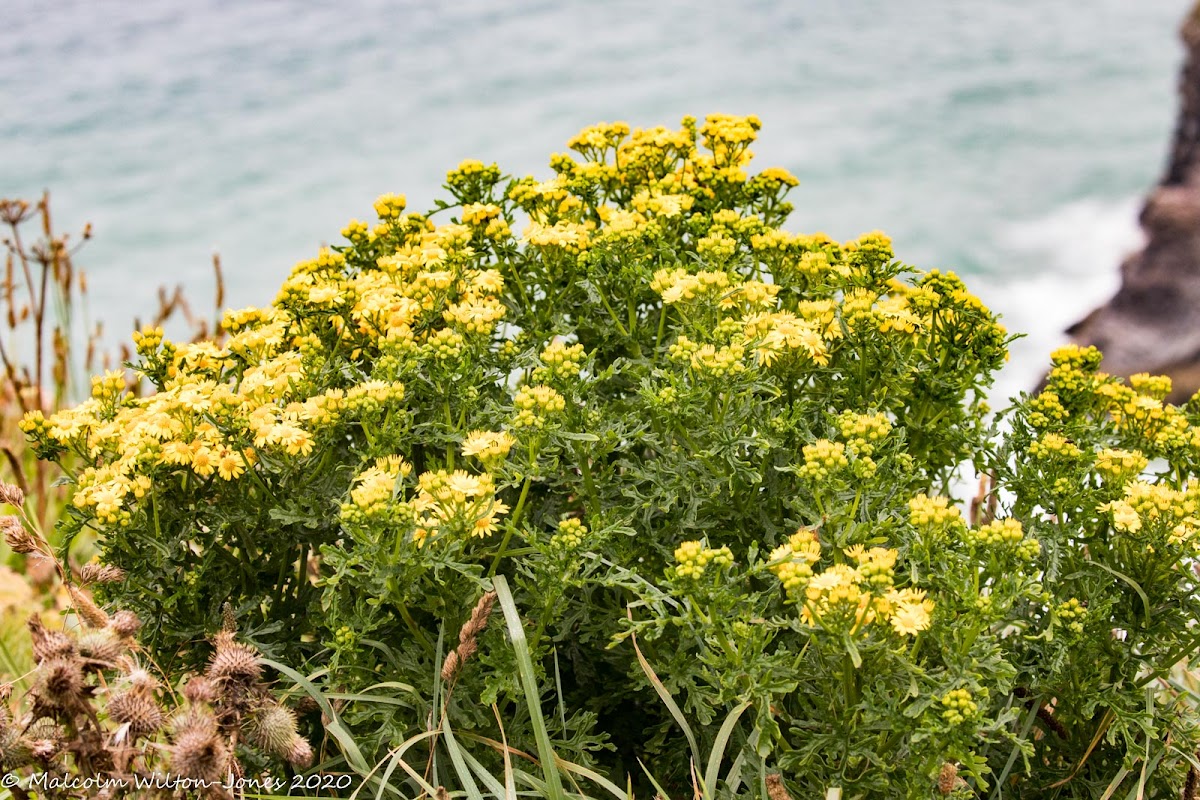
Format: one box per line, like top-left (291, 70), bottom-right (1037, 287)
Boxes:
top-left (2, 0), bottom-right (1190, 401)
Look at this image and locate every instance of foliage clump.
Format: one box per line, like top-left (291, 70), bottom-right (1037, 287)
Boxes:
top-left (21, 115), bottom-right (1200, 797)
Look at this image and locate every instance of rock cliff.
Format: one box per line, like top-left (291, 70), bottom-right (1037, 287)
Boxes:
top-left (1064, 5), bottom-right (1200, 403)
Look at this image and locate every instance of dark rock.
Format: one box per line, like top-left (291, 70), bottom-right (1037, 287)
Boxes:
top-left (1064, 3), bottom-right (1200, 403)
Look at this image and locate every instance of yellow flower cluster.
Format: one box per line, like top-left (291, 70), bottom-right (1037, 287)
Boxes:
top-left (512, 385), bottom-right (567, 429)
top-left (460, 430), bottom-right (516, 467)
top-left (1056, 597), bottom-right (1087, 635)
top-left (1027, 433), bottom-right (1083, 462)
top-left (347, 456), bottom-right (414, 517)
top-left (673, 540), bottom-right (734, 580)
top-left (1093, 448), bottom-right (1148, 482)
top-left (1101, 480), bottom-right (1199, 537)
top-left (743, 312), bottom-right (829, 367)
top-left (797, 440), bottom-right (849, 481)
top-left (836, 410), bottom-right (892, 456)
top-left (940, 688), bottom-right (979, 725)
top-left (769, 531), bottom-right (932, 637)
top-left (908, 494), bottom-right (966, 535)
top-left (534, 340), bottom-right (587, 382)
top-left (412, 469), bottom-right (510, 545)
top-left (550, 518), bottom-right (588, 550)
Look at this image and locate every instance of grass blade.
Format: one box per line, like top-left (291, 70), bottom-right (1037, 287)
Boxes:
top-left (626, 607), bottom-right (702, 773)
top-left (442, 713), bottom-right (488, 800)
top-left (493, 574), bottom-right (566, 800)
top-left (703, 700), bottom-right (752, 798)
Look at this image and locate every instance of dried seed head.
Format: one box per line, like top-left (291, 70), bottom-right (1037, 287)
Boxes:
top-left (207, 631), bottom-right (261, 685)
top-left (27, 616), bottom-right (75, 663)
top-left (79, 563), bottom-right (125, 584)
top-left (0, 731), bottom-right (33, 769)
top-left (0, 684), bottom-right (10, 702)
top-left (0, 483), bottom-right (25, 508)
top-left (287, 736), bottom-right (314, 769)
top-left (1186, 764), bottom-right (1198, 800)
top-left (171, 725), bottom-right (230, 785)
top-left (171, 706), bottom-right (219, 738)
top-left (2, 515), bottom-right (37, 555)
top-left (183, 676), bottom-right (217, 705)
top-left (765, 773), bottom-right (792, 800)
top-left (108, 687), bottom-right (164, 737)
top-left (110, 610), bottom-right (142, 639)
top-left (76, 629), bottom-right (126, 667)
top-left (938, 762), bottom-right (959, 795)
top-left (221, 602), bottom-right (237, 633)
top-left (67, 585), bottom-right (110, 629)
top-left (248, 703), bottom-right (299, 758)
top-left (36, 658), bottom-right (84, 710)
top-left (441, 591), bottom-right (496, 683)
top-left (0, 200), bottom-right (32, 226)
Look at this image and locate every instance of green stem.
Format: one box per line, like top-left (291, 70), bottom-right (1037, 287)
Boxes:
top-left (488, 475), bottom-right (532, 577)
top-left (397, 600), bottom-right (436, 658)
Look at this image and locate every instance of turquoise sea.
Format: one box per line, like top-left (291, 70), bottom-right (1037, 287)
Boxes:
top-left (2, 0), bottom-right (1191, 399)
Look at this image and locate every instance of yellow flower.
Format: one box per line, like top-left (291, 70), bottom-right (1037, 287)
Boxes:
top-left (216, 449), bottom-right (245, 481)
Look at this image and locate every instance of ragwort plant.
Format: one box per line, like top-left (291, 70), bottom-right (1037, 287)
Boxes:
top-left (20, 114), bottom-right (1200, 797)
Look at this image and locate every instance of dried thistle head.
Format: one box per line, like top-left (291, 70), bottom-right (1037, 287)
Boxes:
top-left (67, 585), bottom-right (110, 629)
top-left (27, 616), bottom-right (75, 663)
top-left (287, 736), bottom-right (313, 769)
top-left (108, 686), bottom-right (164, 738)
top-left (206, 631), bottom-right (261, 686)
top-left (76, 628), bottom-right (127, 667)
top-left (110, 610), bottom-right (141, 640)
top-left (247, 703), bottom-right (300, 759)
top-left (79, 563), bottom-right (125, 584)
top-left (938, 762), bottom-right (961, 795)
top-left (25, 717), bottom-right (61, 755)
top-left (183, 676), bottom-right (217, 706)
top-left (170, 721), bottom-right (230, 785)
top-left (34, 657), bottom-right (85, 711)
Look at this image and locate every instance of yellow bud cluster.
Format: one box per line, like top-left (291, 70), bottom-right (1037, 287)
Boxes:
top-left (1056, 598), bottom-right (1087, 635)
top-left (797, 440), bottom-right (849, 481)
top-left (908, 494), bottom-right (965, 534)
top-left (836, 410), bottom-right (892, 456)
top-left (550, 518), bottom-right (588, 550)
top-left (673, 540), bottom-right (733, 580)
top-left (1026, 392), bottom-right (1068, 430)
top-left (131, 325), bottom-right (164, 356)
top-left (373, 193), bottom-right (408, 219)
top-left (535, 340), bottom-right (587, 382)
top-left (940, 688), bottom-right (979, 725)
top-left (513, 384), bottom-right (567, 429)
top-left (1028, 433), bottom-right (1083, 461)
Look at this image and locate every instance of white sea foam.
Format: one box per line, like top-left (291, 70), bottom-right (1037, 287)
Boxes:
top-left (979, 195), bottom-right (1145, 405)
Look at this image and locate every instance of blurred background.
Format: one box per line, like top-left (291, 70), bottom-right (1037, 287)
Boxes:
top-left (3, 0), bottom-right (1190, 401)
